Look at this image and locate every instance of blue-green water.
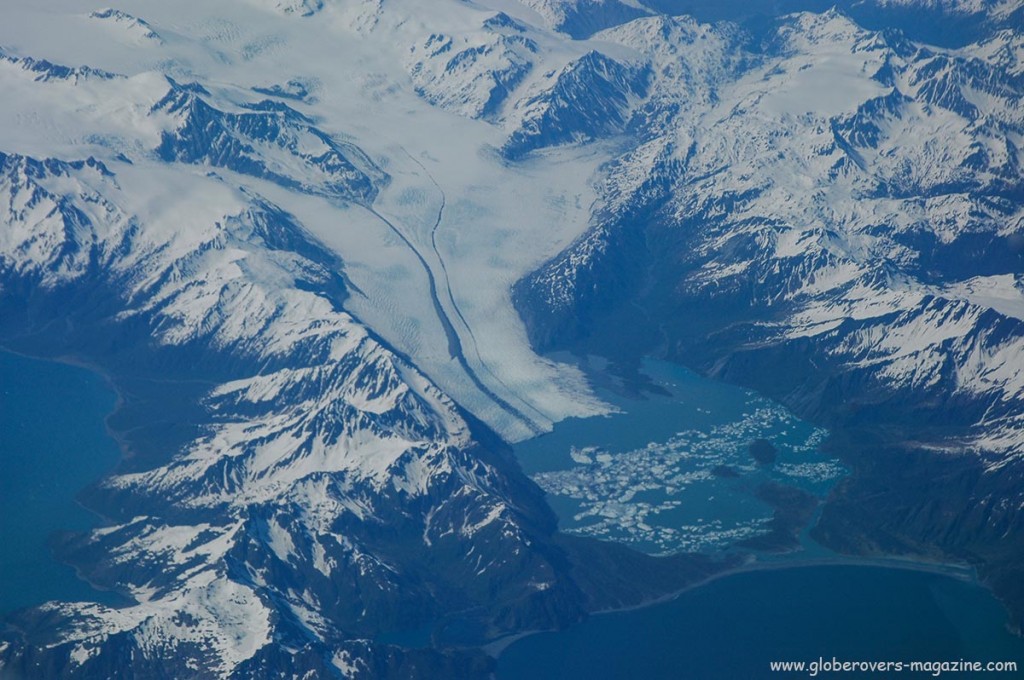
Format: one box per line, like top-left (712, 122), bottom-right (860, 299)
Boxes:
top-left (515, 357), bottom-right (841, 555)
top-left (507, 358), bottom-right (1024, 677)
top-left (0, 351), bottom-right (122, 615)
top-left (498, 565), bottom-right (1024, 679)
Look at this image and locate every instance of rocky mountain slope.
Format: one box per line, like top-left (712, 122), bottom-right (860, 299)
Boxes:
top-left (0, 0), bottom-right (1021, 676)
top-left (513, 4), bottom-right (1024, 630)
top-left (0, 3), bottom-right (726, 675)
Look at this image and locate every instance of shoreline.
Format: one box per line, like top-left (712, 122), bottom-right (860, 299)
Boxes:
top-left (0, 348), bottom-right (1012, 663)
top-left (0, 346), bottom-right (133, 462)
top-left (482, 550), bottom-right (982, 659)
top-left (0, 347), bottom-right (138, 619)
top-left (486, 354), bottom-right (997, 659)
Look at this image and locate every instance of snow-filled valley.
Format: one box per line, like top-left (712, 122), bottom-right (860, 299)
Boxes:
top-left (0, 0), bottom-right (1022, 677)
top-left (0, 0), bottom-right (621, 443)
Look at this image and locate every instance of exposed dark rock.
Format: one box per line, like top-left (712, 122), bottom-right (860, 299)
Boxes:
top-left (711, 464), bottom-right (742, 478)
top-left (737, 482), bottom-right (819, 553)
top-left (749, 439), bottom-right (777, 466)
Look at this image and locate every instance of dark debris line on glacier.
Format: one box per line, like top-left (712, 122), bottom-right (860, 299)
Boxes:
top-left (363, 199), bottom-right (544, 436)
top-left (401, 147), bottom-right (553, 428)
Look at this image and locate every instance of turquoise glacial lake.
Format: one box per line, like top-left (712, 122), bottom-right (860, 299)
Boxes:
top-left (0, 350), bottom-right (122, 615)
top-left (514, 357), bottom-right (840, 555)
top-left (506, 358), bottom-right (1024, 677)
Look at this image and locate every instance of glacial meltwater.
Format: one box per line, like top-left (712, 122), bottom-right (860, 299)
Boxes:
top-left (0, 351), bottom-right (122, 615)
top-left (514, 357), bottom-right (840, 556)
top-left (505, 357), bottom-right (1024, 677)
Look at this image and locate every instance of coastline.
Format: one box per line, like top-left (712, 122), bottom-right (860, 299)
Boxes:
top-left (482, 549), bottom-right (984, 659)
top-left (485, 353), bottom-right (1002, 660)
top-left (0, 347), bottom-right (136, 621)
top-left (0, 346), bottom-right (132, 463)
top-left (0, 348), bottom-right (1013, 664)
top-left (0, 347), bottom-right (140, 531)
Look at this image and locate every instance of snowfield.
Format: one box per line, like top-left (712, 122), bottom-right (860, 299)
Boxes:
top-left (0, 0), bottom-right (1022, 677)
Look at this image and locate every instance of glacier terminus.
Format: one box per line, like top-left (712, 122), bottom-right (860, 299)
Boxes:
top-left (0, 0), bottom-right (1023, 678)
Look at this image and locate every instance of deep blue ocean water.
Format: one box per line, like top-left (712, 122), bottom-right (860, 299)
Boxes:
top-left (498, 565), bottom-right (1024, 679)
top-left (0, 350), bottom-right (122, 615)
top-left (507, 357), bottom-right (1024, 677)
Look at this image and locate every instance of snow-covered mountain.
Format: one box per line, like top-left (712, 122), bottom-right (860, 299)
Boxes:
top-left (515, 0), bottom-right (651, 38)
top-left (518, 9), bottom-right (1024, 457)
top-left (513, 4), bottom-right (1024, 629)
top-left (0, 2), bottom-right (718, 676)
top-left (405, 15), bottom-right (539, 119)
top-left (0, 125), bottom-right (707, 675)
top-left (0, 143), bottom-right (557, 675)
top-left (88, 8), bottom-right (164, 45)
top-left (0, 0), bottom-right (1022, 677)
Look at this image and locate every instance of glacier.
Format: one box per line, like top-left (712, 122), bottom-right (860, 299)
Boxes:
top-left (0, 0), bottom-right (1022, 677)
